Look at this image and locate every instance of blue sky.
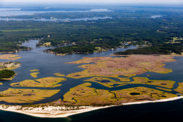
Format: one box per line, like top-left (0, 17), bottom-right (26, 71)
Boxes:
top-left (1, 0), bottom-right (183, 3)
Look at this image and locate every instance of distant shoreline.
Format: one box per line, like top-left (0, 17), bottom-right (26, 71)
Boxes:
top-left (110, 53), bottom-right (183, 57)
top-left (0, 96), bottom-right (183, 118)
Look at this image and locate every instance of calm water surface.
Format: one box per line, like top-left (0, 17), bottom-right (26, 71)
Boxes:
top-left (0, 40), bottom-right (183, 121)
top-left (0, 40), bottom-right (137, 104)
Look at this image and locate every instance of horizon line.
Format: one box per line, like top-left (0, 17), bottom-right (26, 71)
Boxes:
top-left (0, 2), bottom-right (183, 4)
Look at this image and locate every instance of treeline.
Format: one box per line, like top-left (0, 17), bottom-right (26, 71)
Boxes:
top-left (114, 44), bottom-right (183, 55)
top-left (51, 45), bottom-right (96, 54)
top-left (48, 39), bottom-right (122, 54)
top-left (0, 70), bottom-right (15, 78)
top-left (0, 44), bottom-right (31, 52)
top-left (0, 7), bottom-right (183, 53)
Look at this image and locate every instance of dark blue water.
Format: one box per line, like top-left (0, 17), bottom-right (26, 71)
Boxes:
top-left (0, 40), bottom-right (183, 120)
top-left (0, 40), bottom-right (182, 105)
top-left (0, 40), bottom-right (137, 105)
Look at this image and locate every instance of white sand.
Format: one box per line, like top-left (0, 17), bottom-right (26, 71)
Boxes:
top-left (0, 96), bottom-right (183, 118)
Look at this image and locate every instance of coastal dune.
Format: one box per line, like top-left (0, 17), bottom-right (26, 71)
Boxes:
top-left (0, 96), bottom-right (183, 118)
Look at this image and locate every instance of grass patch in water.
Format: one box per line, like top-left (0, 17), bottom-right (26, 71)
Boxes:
top-left (30, 72), bottom-right (39, 78)
top-left (54, 73), bottom-right (65, 77)
top-left (11, 77), bottom-right (66, 88)
top-left (30, 69), bottom-right (39, 72)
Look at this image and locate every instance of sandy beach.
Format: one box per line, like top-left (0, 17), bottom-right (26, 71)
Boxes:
top-left (0, 96), bottom-right (183, 118)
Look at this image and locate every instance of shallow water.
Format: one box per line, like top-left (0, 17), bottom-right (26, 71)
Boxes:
top-left (0, 40), bottom-right (183, 105)
top-left (0, 40), bottom-right (137, 104)
top-left (0, 40), bottom-right (183, 121)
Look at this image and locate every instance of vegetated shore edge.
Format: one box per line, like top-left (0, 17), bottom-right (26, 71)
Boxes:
top-left (110, 53), bottom-right (183, 57)
top-left (0, 96), bottom-right (183, 118)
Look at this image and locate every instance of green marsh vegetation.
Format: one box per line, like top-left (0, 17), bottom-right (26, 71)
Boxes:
top-left (0, 70), bottom-right (15, 79)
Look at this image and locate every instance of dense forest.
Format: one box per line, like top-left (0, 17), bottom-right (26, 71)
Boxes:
top-left (114, 44), bottom-right (183, 55)
top-left (0, 6), bottom-right (183, 54)
top-left (0, 70), bottom-right (15, 78)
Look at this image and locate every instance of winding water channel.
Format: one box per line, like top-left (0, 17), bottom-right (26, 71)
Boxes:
top-left (0, 40), bottom-right (183, 121)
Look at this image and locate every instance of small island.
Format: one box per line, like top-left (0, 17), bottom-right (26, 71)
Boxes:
top-left (30, 69), bottom-right (39, 72)
top-left (0, 70), bottom-right (16, 80)
top-left (30, 72), bottom-right (39, 78)
top-left (66, 55), bottom-right (175, 79)
top-left (54, 73), bottom-right (65, 77)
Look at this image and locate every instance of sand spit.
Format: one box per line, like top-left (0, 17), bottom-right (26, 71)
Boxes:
top-left (0, 96), bottom-right (183, 118)
top-left (0, 105), bottom-right (112, 118)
